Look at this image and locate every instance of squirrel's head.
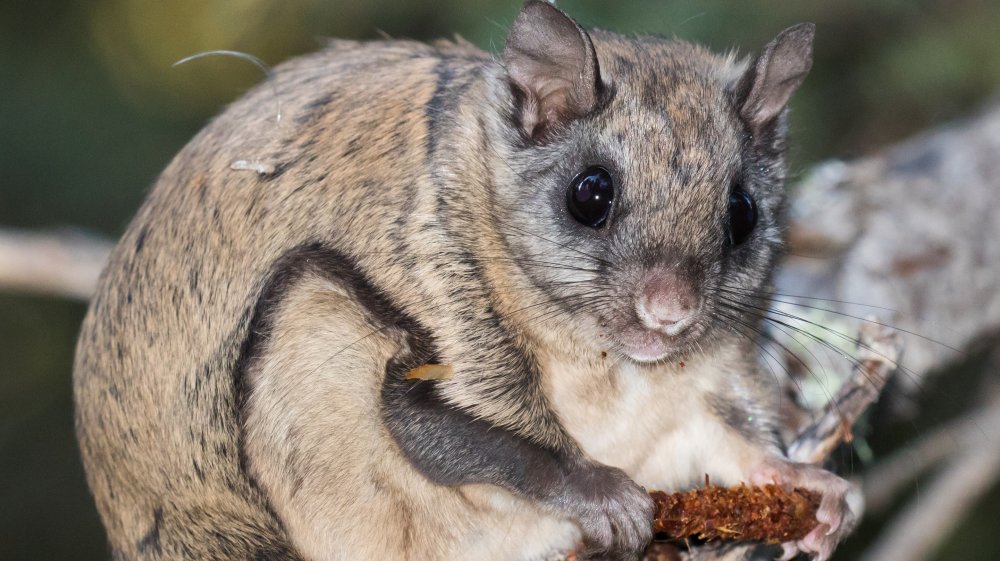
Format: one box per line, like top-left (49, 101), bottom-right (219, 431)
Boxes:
top-left (488, 0), bottom-right (814, 363)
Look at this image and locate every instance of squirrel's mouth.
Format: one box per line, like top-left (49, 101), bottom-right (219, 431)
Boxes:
top-left (609, 309), bottom-right (711, 363)
top-left (619, 337), bottom-right (674, 362)
top-left (613, 325), bottom-right (687, 363)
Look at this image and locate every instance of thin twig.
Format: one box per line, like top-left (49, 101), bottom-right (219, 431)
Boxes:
top-left (788, 321), bottom-right (902, 464)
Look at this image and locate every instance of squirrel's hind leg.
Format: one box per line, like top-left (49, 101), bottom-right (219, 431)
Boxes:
top-left (242, 259), bottom-right (579, 561)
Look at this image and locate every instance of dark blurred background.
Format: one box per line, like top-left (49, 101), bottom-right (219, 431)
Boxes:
top-left (2, 1), bottom-right (999, 559)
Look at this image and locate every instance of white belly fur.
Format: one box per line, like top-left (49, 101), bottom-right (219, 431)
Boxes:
top-left (542, 346), bottom-right (772, 492)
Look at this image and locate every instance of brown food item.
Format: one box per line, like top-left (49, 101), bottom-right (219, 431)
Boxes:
top-left (404, 363), bottom-right (455, 381)
top-left (650, 483), bottom-right (821, 545)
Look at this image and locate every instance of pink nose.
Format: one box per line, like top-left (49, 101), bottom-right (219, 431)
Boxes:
top-left (637, 270), bottom-right (699, 333)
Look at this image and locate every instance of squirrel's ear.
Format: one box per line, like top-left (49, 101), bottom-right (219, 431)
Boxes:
top-left (734, 23), bottom-right (814, 140)
top-left (503, 0), bottom-right (601, 141)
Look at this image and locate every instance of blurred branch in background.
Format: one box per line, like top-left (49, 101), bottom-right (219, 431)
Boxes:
top-left (779, 101), bottom-right (1000, 389)
top-left (0, 229), bottom-right (111, 300)
top-left (863, 397), bottom-right (1000, 515)
top-left (859, 394), bottom-right (1000, 561)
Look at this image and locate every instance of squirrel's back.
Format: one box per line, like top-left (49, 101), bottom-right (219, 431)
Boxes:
top-left (73, 38), bottom-right (488, 559)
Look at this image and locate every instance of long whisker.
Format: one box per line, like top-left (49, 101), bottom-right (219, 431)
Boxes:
top-left (708, 309), bottom-right (789, 378)
top-left (716, 292), bottom-right (918, 391)
top-left (518, 292), bottom-right (605, 326)
top-left (717, 285), bottom-right (962, 354)
top-left (712, 307), bottom-right (820, 406)
top-left (503, 222), bottom-right (613, 268)
top-left (510, 290), bottom-right (602, 317)
top-left (707, 309), bottom-right (802, 410)
top-left (717, 301), bottom-right (862, 409)
top-left (719, 285), bottom-right (900, 312)
top-left (718, 300), bottom-right (837, 385)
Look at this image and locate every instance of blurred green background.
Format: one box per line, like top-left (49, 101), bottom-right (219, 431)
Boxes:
top-left (2, 1), bottom-right (1000, 560)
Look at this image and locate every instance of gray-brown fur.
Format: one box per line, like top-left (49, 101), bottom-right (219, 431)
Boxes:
top-left (75, 2), bottom-right (845, 560)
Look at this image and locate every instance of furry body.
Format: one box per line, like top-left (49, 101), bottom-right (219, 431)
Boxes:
top-left (75, 4), bottom-right (845, 560)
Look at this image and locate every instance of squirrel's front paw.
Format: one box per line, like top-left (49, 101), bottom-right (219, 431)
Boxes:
top-left (752, 459), bottom-right (860, 561)
top-left (552, 461), bottom-right (655, 561)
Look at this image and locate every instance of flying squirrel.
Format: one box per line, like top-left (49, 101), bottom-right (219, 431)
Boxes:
top-left (74, 2), bottom-right (853, 560)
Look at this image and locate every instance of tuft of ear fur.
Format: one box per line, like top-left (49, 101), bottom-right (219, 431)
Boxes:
top-left (503, 0), bottom-right (602, 141)
top-left (734, 23), bottom-right (814, 141)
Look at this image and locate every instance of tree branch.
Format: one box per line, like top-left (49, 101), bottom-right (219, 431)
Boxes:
top-left (778, 103), bottom-right (1000, 391)
top-left (0, 228), bottom-right (112, 300)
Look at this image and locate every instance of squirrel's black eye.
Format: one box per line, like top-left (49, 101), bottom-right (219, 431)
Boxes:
top-left (728, 188), bottom-right (757, 246)
top-left (567, 166), bottom-right (614, 228)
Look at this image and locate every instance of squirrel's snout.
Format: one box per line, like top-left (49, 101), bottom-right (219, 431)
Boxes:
top-left (636, 269), bottom-right (701, 336)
